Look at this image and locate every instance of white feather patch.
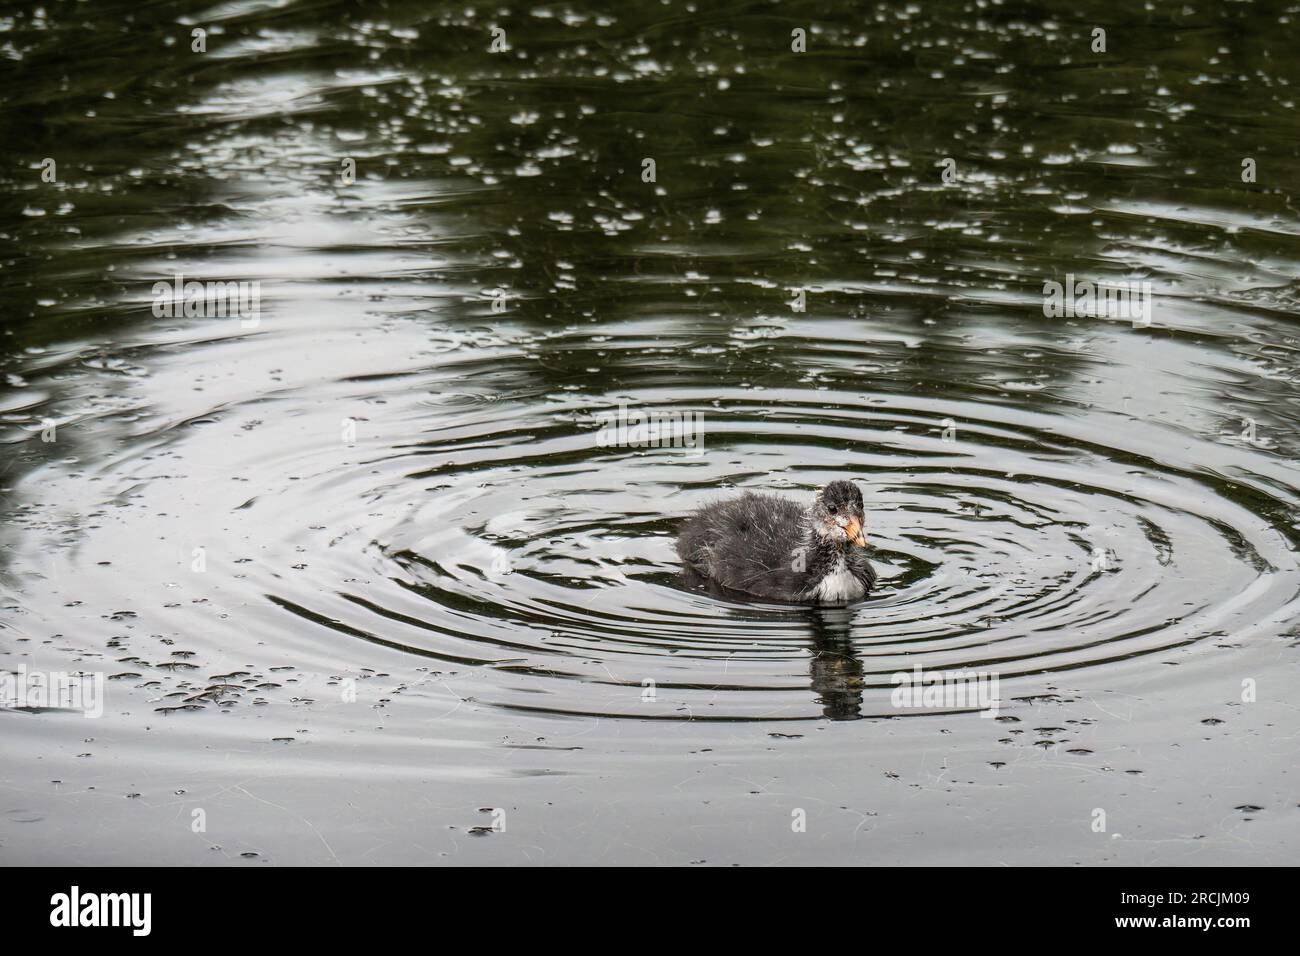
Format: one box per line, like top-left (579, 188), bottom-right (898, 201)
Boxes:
top-left (812, 557), bottom-right (865, 602)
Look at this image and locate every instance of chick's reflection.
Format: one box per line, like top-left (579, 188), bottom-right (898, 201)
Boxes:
top-left (807, 606), bottom-right (863, 720)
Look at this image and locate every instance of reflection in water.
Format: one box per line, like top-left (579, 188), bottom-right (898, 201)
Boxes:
top-left (681, 568), bottom-right (867, 719)
top-left (807, 606), bottom-right (863, 721)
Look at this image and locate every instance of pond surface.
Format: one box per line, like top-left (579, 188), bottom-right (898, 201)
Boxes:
top-left (2, 0), bottom-right (1299, 865)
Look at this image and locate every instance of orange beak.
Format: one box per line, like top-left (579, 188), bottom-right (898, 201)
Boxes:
top-left (845, 517), bottom-right (867, 548)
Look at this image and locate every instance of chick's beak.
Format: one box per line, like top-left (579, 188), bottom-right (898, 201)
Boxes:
top-left (845, 516), bottom-right (867, 548)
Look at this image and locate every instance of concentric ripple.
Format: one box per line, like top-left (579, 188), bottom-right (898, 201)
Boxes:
top-left (14, 359), bottom-right (1294, 723)
top-left (344, 388), bottom-right (1299, 720)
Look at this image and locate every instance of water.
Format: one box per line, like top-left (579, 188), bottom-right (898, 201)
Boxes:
top-left (2, 1), bottom-right (1299, 865)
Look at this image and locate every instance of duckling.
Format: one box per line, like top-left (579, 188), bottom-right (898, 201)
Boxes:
top-left (677, 480), bottom-right (875, 603)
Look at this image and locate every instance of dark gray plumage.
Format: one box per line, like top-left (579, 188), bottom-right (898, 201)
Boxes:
top-left (677, 481), bottom-right (876, 603)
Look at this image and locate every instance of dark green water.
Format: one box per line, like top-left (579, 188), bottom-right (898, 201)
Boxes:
top-left (1, 0), bottom-right (1298, 864)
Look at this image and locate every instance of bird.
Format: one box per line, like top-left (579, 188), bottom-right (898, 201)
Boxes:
top-left (677, 480), bottom-right (876, 603)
